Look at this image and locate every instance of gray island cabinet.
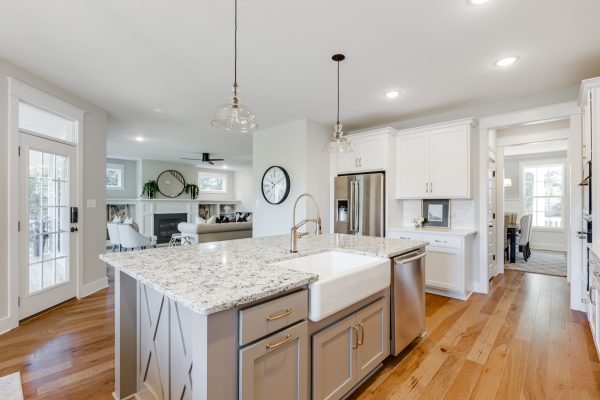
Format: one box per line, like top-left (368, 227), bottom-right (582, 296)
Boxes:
top-left (101, 234), bottom-right (427, 400)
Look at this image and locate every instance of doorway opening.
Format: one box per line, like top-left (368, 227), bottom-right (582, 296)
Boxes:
top-left (493, 119), bottom-right (573, 281)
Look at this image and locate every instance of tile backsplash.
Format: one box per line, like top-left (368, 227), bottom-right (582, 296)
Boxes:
top-left (400, 199), bottom-right (475, 229)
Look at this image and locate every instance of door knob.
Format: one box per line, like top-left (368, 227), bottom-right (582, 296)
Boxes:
top-left (70, 227), bottom-right (79, 233)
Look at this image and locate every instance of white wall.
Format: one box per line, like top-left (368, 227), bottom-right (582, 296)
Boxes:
top-left (140, 159), bottom-right (236, 202)
top-left (106, 157), bottom-right (138, 199)
top-left (0, 57), bottom-right (108, 332)
top-left (234, 166), bottom-right (254, 212)
top-left (252, 119), bottom-right (330, 237)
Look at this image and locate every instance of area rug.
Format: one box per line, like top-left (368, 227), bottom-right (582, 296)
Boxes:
top-left (0, 371), bottom-right (24, 400)
top-left (505, 249), bottom-right (567, 277)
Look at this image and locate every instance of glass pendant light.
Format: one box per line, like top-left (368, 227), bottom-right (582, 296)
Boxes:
top-left (323, 54), bottom-right (353, 153)
top-left (211, 0), bottom-right (258, 133)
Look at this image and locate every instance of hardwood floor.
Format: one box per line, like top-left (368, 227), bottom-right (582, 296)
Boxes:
top-left (350, 270), bottom-right (600, 400)
top-left (0, 269), bottom-right (598, 399)
top-left (0, 272), bottom-right (115, 400)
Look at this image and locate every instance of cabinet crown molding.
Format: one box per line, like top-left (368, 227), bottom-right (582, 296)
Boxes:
top-left (394, 117), bottom-right (478, 137)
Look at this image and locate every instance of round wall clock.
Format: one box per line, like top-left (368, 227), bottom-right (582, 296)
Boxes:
top-left (261, 166), bottom-right (290, 205)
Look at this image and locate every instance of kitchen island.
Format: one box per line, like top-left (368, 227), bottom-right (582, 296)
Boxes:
top-left (101, 233), bottom-right (427, 400)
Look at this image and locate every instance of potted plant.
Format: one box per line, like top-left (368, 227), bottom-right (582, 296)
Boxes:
top-left (141, 180), bottom-right (159, 199)
top-left (185, 183), bottom-right (199, 200)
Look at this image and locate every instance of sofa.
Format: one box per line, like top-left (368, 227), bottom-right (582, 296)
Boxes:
top-left (177, 221), bottom-right (253, 244)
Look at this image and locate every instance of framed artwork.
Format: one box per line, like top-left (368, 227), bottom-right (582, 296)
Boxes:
top-left (422, 199), bottom-right (450, 229)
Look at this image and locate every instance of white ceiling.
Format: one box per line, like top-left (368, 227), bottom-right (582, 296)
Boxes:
top-left (1, 0), bottom-right (600, 168)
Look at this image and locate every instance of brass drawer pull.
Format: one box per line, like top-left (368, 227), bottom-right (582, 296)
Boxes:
top-left (352, 326), bottom-right (359, 349)
top-left (266, 308), bottom-right (292, 321)
top-left (266, 334), bottom-right (293, 350)
top-left (357, 323), bottom-right (365, 346)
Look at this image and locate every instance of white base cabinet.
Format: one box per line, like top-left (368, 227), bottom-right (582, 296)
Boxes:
top-left (388, 228), bottom-right (476, 300)
top-left (588, 249), bottom-right (600, 358)
top-left (312, 297), bottom-right (388, 400)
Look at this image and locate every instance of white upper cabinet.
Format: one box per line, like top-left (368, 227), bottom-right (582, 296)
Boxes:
top-left (333, 129), bottom-right (395, 174)
top-left (395, 133), bottom-right (429, 198)
top-left (395, 119), bottom-right (474, 199)
top-left (429, 125), bottom-right (470, 197)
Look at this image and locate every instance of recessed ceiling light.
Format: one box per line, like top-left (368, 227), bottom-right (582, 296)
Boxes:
top-left (469, 0), bottom-right (492, 5)
top-left (385, 90), bottom-right (401, 99)
top-left (222, 165), bottom-right (228, 169)
top-left (135, 136), bottom-right (144, 142)
top-left (495, 56), bottom-right (519, 67)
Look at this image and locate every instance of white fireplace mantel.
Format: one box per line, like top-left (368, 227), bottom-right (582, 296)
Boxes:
top-left (107, 198), bottom-right (242, 237)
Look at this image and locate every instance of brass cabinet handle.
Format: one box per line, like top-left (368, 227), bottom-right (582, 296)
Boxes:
top-left (352, 326), bottom-right (359, 349)
top-left (266, 308), bottom-right (292, 321)
top-left (357, 323), bottom-right (364, 346)
top-left (425, 182), bottom-right (428, 194)
top-left (266, 334), bottom-right (293, 350)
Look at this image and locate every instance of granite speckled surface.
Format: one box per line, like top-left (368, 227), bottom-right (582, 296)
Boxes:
top-left (100, 233), bottom-right (427, 315)
top-left (0, 372), bottom-right (24, 400)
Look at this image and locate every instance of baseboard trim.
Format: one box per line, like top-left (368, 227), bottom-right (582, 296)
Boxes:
top-left (0, 314), bottom-right (18, 336)
top-left (79, 276), bottom-right (109, 298)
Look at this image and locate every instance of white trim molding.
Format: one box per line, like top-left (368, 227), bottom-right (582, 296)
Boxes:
top-left (79, 276), bottom-right (109, 298)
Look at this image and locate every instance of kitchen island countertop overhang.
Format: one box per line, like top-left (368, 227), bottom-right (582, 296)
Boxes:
top-left (100, 233), bottom-right (428, 315)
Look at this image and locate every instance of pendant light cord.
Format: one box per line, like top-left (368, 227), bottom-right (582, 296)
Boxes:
top-left (234, 0), bottom-right (238, 90)
top-left (336, 60), bottom-right (340, 125)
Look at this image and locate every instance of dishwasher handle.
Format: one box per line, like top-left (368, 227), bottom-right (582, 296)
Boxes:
top-left (395, 250), bottom-right (427, 265)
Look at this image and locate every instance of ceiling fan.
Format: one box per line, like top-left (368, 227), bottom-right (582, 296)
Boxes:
top-left (180, 153), bottom-right (225, 165)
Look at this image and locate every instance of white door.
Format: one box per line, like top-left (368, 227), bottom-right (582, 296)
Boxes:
top-left (429, 126), bottom-right (470, 198)
top-left (395, 133), bottom-right (430, 199)
top-left (19, 133), bottom-right (77, 319)
top-left (488, 158), bottom-right (497, 279)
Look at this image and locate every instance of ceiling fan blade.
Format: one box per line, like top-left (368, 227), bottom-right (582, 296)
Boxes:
top-left (208, 161), bottom-right (214, 165)
top-left (209, 158), bottom-right (225, 162)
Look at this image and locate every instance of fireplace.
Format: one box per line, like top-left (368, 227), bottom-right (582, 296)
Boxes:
top-left (154, 213), bottom-right (188, 244)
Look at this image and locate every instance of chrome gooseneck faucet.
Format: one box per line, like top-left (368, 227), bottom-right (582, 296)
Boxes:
top-left (290, 193), bottom-right (322, 253)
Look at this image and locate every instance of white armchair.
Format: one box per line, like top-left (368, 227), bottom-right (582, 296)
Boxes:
top-left (117, 224), bottom-right (157, 251)
top-left (516, 214), bottom-right (533, 261)
top-left (107, 222), bottom-right (122, 252)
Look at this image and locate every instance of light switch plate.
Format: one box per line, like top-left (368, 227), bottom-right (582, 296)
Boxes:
top-left (86, 199), bottom-right (97, 208)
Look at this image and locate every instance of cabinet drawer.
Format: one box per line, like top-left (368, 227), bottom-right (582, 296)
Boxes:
top-left (239, 290), bottom-right (308, 346)
top-left (421, 233), bottom-right (461, 249)
top-left (387, 230), bottom-right (421, 241)
top-left (239, 321), bottom-right (308, 400)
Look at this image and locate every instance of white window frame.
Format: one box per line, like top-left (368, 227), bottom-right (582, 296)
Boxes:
top-left (519, 159), bottom-right (565, 231)
top-left (106, 163), bottom-right (125, 190)
top-left (198, 172), bottom-right (228, 194)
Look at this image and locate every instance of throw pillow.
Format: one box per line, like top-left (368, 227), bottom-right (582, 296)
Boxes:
top-left (112, 216), bottom-right (122, 223)
top-left (124, 217), bottom-right (133, 224)
top-left (195, 216), bottom-right (206, 224)
top-left (206, 215), bottom-right (217, 224)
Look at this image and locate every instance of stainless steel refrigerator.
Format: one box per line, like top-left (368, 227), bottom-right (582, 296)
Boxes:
top-left (334, 172), bottom-right (385, 237)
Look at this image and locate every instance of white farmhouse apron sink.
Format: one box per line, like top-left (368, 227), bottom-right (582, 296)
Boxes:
top-left (273, 251), bottom-right (390, 322)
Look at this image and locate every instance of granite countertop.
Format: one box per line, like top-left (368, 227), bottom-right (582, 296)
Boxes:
top-left (100, 233), bottom-right (427, 316)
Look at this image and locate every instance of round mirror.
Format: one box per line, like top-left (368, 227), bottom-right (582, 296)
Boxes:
top-left (157, 170), bottom-right (186, 198)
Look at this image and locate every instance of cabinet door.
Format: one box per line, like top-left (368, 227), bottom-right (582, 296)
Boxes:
top-left (395, 133), bottom-right (430, 198)
top-left (239, 321), bottom-right (308, 400)
top-left (429, 125), bottom-right (470, 198)
top-left (335, 151), bottom-right (359, 174)
top-left (425, 246), bottom-right (464, 292)
top-left (358, 135), bottom-right (387, 171)
top-left (356, 298), bottom-right (389, 382)
top-left (312, 314), bottom-right (357, 400)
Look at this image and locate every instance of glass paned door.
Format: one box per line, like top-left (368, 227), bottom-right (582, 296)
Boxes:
top-left (20, 133), bottom-right (76, 319)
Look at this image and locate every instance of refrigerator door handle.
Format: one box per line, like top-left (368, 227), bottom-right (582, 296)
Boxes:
top-left (354, 180), bottom-right (360, 233)
top-left (349, 180), bottom-right (355, 233)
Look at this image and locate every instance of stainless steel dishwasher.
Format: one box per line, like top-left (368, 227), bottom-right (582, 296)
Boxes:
top-left (391, 247), bottom-right (427, 356)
